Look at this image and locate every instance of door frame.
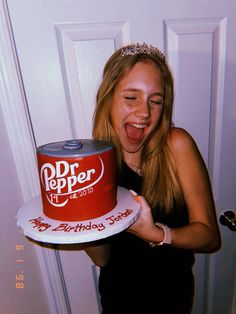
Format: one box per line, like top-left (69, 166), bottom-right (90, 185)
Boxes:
top-left (0, 2), bottom-right (68, 313)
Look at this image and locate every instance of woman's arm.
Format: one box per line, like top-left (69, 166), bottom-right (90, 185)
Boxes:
top-left (83, 241), bottom-right (110, 267)
top-left (169, 127), bottom-right (221, 251)
top-left (128, 127), bottom-right (221, 253)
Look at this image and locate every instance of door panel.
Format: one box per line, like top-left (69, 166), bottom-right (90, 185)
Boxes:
top-left (5, 0), bottom-right (236, 313)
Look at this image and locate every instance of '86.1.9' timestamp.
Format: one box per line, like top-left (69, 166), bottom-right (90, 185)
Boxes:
top-left (15, 244), bottom-right (24, 289)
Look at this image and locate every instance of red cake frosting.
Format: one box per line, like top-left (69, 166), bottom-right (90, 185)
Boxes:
top-left (37, 139), bottom-right (117, 221)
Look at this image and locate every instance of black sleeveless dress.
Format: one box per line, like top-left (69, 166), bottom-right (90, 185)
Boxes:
top-left (99, 163), bottom-right (195, 314)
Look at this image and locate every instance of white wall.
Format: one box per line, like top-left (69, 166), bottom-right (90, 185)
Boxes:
top-left (0, 107), bottom-right (51, 314)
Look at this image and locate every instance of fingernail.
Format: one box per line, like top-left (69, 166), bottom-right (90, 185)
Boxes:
top-left (129, 189), bottom-right (138, 196)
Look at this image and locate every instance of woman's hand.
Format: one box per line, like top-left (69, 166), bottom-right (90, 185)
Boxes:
top-left (127, 191), bottom-right (164, 243)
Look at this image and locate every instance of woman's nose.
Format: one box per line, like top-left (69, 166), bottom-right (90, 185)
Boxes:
top-left (135, 100), bottom-right (150, 118)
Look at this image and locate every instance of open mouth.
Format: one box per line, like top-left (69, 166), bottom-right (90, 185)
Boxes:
top-left (125, 123), bottom-right (147, 142)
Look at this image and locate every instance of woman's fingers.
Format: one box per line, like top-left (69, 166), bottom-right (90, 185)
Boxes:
top-left (129, 190), bottom-right (150, 208)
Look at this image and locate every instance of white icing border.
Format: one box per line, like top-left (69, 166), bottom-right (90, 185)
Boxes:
top-left (17, 186), bottom-right (140, 244)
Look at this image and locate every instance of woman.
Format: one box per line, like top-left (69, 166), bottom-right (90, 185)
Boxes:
top-left (86, 43), bottom-right (221, 314)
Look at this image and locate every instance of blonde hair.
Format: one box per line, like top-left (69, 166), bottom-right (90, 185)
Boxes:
top-left (93, 44), bottom-right (184, 215)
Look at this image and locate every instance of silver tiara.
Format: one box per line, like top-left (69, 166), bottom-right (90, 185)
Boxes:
top-left (121, 43), bottom-right (165, 61)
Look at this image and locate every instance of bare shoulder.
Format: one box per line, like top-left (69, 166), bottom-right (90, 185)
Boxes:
top-left (167, 127), bottom-right (205, 167)
top-left (168, 127), bottom-right (197, 152)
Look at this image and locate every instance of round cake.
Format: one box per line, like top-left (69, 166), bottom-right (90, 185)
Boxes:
top-left (37, 139), bottom-right (117, 221)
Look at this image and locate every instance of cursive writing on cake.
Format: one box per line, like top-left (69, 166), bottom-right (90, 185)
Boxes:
top-left (28, 208), bottom-right (134, 234)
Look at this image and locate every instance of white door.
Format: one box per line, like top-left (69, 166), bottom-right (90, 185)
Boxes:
top-left (4, 0), bottom-right (236, 313)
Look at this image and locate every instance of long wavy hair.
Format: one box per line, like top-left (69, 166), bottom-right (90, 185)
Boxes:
top-left (93, 44), bottom-right (184, 215)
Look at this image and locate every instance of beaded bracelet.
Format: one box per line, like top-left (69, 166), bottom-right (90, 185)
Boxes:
top-left (149, 222), bottom-right (172, 247)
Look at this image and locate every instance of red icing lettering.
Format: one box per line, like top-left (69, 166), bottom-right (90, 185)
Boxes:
top-left (28, 217), bottom-right (51, 232)
top-left (106, 209), bottom-right (133, 225)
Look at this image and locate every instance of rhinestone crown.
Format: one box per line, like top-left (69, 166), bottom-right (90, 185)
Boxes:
top-left (121, 42), bottom-right (165, 61)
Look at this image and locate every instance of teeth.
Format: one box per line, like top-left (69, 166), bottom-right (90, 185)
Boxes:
top-left (130, 123), bottom-right (146, 128)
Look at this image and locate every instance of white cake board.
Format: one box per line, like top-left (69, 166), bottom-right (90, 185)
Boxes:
top-left (16, 186), bottom-right (140, 244)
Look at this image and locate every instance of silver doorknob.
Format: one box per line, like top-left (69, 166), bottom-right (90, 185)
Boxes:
top-left (219, 210), bottom-right (236, 231)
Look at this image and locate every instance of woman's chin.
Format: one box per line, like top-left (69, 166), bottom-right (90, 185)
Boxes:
top-left (121, 140), bottom-right (143, 154)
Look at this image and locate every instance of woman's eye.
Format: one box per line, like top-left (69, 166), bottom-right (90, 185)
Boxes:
top-left (124, 96), bottom-right (136, 100)
top-left (150, 99), bottom-right (163, 106)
